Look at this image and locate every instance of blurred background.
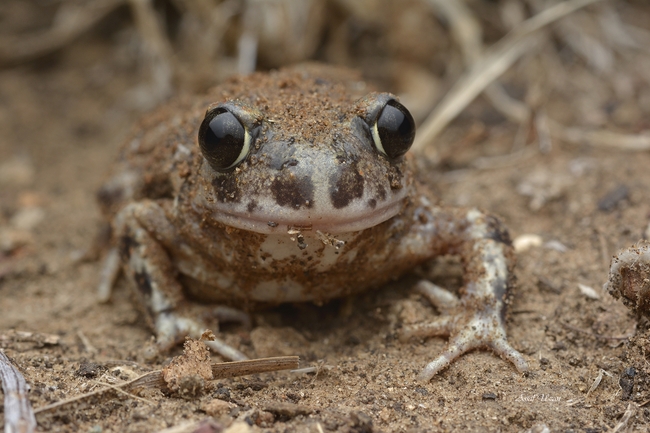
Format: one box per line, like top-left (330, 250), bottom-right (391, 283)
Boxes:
top-left (1, 0), bottom-right (649, 161)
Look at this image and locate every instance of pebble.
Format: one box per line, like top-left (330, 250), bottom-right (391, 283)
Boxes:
top-left (201, 399), bottom-right (236, 417)
top-left (223, 422), bottom-right (253, 433)
top-left (513, 234), bottom-right (543, 252)
top-left (597, 185), bottom-right (629, 212)
top-left (10, 207), bottom-right (44, 230)
top-left (578, 283), bottom-right (600, 300)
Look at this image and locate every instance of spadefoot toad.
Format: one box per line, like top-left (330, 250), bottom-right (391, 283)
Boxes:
top-left (98, 64), bottom-right (528, 380)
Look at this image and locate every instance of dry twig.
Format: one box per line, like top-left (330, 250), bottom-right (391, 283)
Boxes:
top-left (0, 330), bottom-right (60, 347)
top-left (560, 321), bottom-right (635, 341)
top-left (413, 0), bottom-right (606, 154)
top-left (612, 402), bottom-right (637, 433)
top-left (0, 350), bottom-right (36, 433)
top-left (34, 356), bottom-right (299, 415)
top-left (0, 0), bottom-right (125, 65)
top-left (586, 368), bottom-right (613, 398)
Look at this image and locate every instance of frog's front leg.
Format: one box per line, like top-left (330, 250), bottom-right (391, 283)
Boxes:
top-left (402, 207), bottom-right (528, 381)
top-left (105, 200), bottom-right (248, 360)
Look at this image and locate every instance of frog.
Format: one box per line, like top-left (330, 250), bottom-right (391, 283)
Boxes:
top-left (97, 64), bottom-right (528, 381)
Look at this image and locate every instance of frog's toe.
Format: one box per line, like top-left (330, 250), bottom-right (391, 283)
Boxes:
top-left (211, 305), bottom-right (252, 329)
top-left (416, 326), bottom-right (528, 381)
top-left (400, 316), bottom-right (453, 341)
top-left (402, 308), bottom-right (528, 381)
top-left (155, 311), bottom-right (205, 349)
top-left (413, 280), bottom-right (459, 312)
top-left (489, 335), bottom-right (529, 374)
top-left (417, 340), bottom-right (467, 382)
top-left (154, 310), bottom-right (249, 361)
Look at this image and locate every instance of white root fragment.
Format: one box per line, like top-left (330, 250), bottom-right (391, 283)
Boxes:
top-left (586, 368), bottom-right (613, 398)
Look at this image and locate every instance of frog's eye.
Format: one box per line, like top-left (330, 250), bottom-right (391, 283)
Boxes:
top-left (370, 100), bottom-right (415, 159)
top-left (198, 107), bottom-right (252, 172)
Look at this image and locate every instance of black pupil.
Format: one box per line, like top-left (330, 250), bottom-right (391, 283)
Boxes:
top-left (199, 108), bottom-right (246, 170)
top-left (376, 100), bottom-right (415, 159)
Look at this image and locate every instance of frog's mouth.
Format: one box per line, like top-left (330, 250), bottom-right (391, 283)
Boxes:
top-left (208, 196), bottom-right (407, 235)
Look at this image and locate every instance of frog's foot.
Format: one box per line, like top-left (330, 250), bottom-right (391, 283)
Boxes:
top-left (110, 200), bottom-right (251, 361)
top-left (155, 305), bottom-right (250, 361)
top-left (401, 281), bottom-right (528, 381)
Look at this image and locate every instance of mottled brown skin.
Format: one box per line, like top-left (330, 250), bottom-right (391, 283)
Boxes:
top-left (98, 64), bottom-right (528, 380)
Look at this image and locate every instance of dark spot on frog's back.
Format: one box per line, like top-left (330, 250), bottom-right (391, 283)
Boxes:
top-left (271, 172), bottom-right (315, 209)
top-left (212, 174), bottom-right (241, 203)
top-left (329, 161), bottom-right (364, 209)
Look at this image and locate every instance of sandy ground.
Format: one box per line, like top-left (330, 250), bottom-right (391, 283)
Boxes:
top-left (2, 4), bottom-right (650, 433)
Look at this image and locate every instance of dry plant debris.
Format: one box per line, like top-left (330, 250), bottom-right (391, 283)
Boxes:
top-left (414, 0), bottom-right (624, 155)
top-left (0, 350), bottom-right (36, 433)
top-left (162, 338), bottom-right (215, 398)
top-left (33, 339), bottom-right (299, 415)
top-left (0, 330), bottom-right (60, 348)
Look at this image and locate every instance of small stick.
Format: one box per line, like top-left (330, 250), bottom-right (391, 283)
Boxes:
top-left (586, 368), bottom-right (613, 398)
top-left (0, 350), bottom-right (36, 433)
top-left (34, 356), bottom-right (299, 414)
top-left (612, 402), bottom-right (637, 433)
top-left (549, 122), bottom-right (650, 151)
top-left (560, 321), bottom-right (635, 341)
top-left (90, 379), bottom-right (157, 406)
top-left (0, 330), bottom-right (60, 346)
top-left (597, 230), bottom-right (610, 271)
top-left (0, 0), bottom-right (125, 65)
top-left (77, 330), bottom-right (98, 354)
top-left (211, 357), bottom-right (300, 379)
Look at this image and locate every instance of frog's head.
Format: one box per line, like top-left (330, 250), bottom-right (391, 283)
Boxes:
top-left (194, 85), bottom-right (416, 235)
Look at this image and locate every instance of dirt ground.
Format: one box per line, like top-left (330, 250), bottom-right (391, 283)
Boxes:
top-left (2, 1), bottom-right (650, 432)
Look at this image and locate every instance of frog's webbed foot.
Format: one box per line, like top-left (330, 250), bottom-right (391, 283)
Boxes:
top-left (402, 207), bottom-right (528, 381)
top-left (99, 200), bottom-right (250, 361)
top-left (401, 281), bottom-right (527, 381)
